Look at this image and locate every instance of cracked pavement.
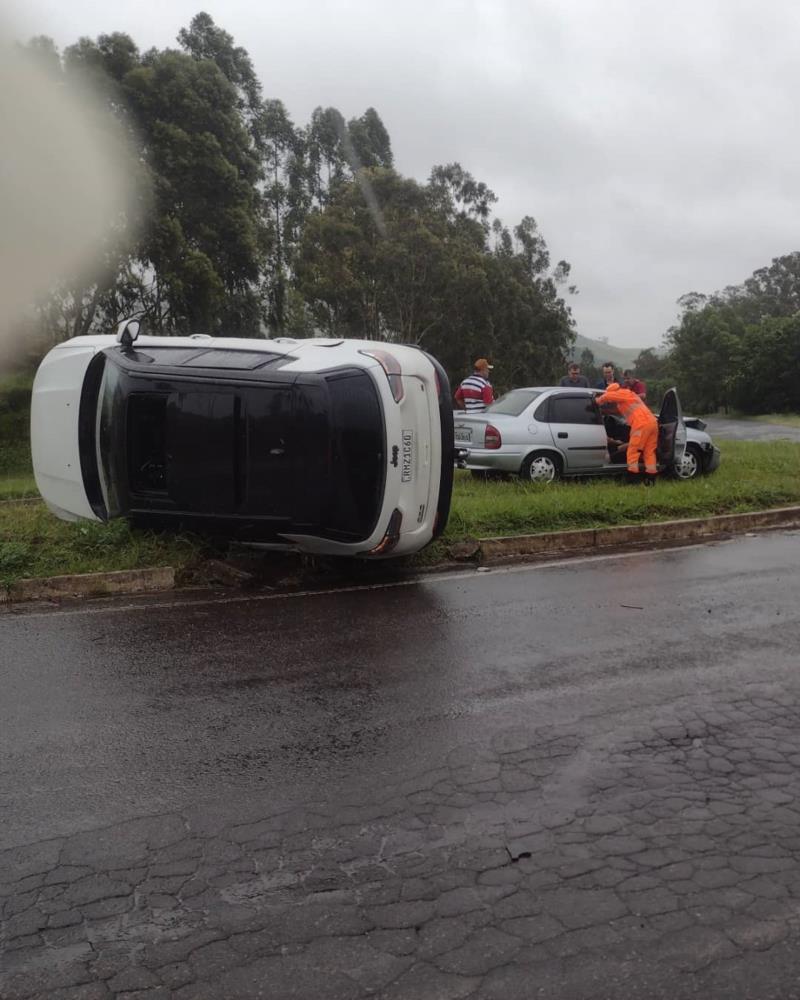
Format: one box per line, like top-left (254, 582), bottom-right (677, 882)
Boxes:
top-left (3, 532), bottom-right (800, 998)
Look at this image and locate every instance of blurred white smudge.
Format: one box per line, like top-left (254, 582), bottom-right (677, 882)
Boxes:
top-left (336, 116), bottom-right (388, 239)
top-left (0, 26), bottom-right (135, 365)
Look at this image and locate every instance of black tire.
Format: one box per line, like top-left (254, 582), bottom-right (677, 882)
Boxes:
top-left (520, 451), bottom-right (562, 483)
top-left (672, 443), bottom-right (702, 480)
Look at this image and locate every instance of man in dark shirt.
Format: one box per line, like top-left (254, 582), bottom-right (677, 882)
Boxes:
top-left (594, 361), bottom-right (617, 390)
top-left (559, 363), bottom-right (589, 388)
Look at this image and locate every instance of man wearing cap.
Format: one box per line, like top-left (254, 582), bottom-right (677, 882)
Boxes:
top-left (454, 358), bottom-right (495, 412)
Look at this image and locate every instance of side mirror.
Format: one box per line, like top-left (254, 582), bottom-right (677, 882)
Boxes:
top-left (116, 319), bottom-right (141, 348)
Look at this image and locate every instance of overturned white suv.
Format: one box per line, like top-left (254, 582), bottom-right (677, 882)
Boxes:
top-left (31, 323), bottom-right (455, 558)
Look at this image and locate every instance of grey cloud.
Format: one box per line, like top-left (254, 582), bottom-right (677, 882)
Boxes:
top-left (9, 0), bottom-right (800, 347)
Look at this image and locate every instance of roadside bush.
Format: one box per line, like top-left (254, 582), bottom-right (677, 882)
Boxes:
top-left (0, 540), bottom-right (33, 575)
top-left (71, 518), bottom-right (134, 554)
top-left (0, 374), bottom-right (33, 476)
top-left (0, 373), bottom-right (33, 413)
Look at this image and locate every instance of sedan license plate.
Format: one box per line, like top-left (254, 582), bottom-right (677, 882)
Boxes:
top-left (454, 426), bottom-right (472, 443)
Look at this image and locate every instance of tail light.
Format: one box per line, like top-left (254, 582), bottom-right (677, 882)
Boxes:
top-left (366, 508), bottom-right (403, 556)
top-left (485, 424), bottom-right (502, 449)
top-left (359, 349), bottom-right (404, 402)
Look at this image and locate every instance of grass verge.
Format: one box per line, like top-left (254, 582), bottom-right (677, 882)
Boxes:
top-left (0, 373), bottom-right (33, 496)
top-left (415, 440), bottom-right (800, 564)
top-left (0, 505), bottom-right (206, 587)
top-left (0, 440), bottom-right (799, 585)
top-left (0, 474), bottom-right (37, 500)
top-left (442, 441), bottom-right (800, 539)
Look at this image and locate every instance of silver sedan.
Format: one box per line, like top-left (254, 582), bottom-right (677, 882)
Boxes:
top-left (454, 386), bottom-right (721, 482)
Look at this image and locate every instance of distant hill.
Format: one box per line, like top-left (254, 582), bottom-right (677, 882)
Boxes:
top-left (568, 334), bottom-right (656, 370)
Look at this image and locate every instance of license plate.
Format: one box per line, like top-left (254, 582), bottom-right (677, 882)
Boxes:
top-left (454, 427), bottom-right (472, 443)
top-left (401, 429), bottom-right (414, 482)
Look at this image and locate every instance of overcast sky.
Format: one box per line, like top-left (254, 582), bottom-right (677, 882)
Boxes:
top-left (7, 0), bottom-right (800, 349)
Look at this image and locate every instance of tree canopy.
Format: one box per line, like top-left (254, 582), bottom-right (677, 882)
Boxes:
top-left (660, 252), bottom-right (800, 414)
top-left (19, 12), bottom-right (575, 389)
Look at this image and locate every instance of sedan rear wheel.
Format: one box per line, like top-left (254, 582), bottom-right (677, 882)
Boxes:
top-left (672, 444), bottom-right (702, 480)
top-left (520, 451), bottom-right (561, 483)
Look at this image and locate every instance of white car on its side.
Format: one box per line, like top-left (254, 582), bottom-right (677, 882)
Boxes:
top-left (30, 323), bottom-right (455, 558)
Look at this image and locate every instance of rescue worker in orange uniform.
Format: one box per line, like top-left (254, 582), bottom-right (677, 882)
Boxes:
top-left (596, 383), bottom-right (658, 486)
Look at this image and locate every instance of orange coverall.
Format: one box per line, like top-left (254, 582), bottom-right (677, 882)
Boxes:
top-left (597, 383), bottom-right (658, 476)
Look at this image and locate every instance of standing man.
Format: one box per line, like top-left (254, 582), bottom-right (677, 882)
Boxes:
top-left (559, 363), bottom-right (589, 387)
top-left (454, 358), bottom-right (495, 412)
top-left (596, 382), bottom-right (658, 486)
top-left (622, 369), bottom-right (647, 401)
top-left (595, 362), bottom-right (617, 390)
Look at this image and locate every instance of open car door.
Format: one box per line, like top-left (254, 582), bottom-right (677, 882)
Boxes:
top-left (657, 387), bottom-right (687, 470)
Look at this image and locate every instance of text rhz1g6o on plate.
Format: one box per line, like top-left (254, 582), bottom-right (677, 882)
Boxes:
top-left (401, 429), bottom-right (414, 482)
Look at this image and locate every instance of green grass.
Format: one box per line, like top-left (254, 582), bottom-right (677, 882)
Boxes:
top-left (437, 441), bottom-right (800, 543)
top-left (0, 504), bottom-right (206, 587)
top-left (0, 373), bottom-right (33, 484)
top-left (0, 474), bottom-right (37, 500)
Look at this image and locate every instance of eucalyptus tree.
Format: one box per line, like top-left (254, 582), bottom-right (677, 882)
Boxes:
top-left (120, 47), bottom-right (266, 333)
top-left (294, 164), bottom-right (574, 388)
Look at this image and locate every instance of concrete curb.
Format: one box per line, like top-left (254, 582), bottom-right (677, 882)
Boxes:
top-left (2, 506), bottom-right (799, 604)
top-left (0, 566), bottom-right (175, 604)
top-left (477, 505), bottom-right (800, 565)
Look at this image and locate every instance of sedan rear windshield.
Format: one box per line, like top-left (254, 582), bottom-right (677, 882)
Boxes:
top-left (488, 389), bottom-right (543, 416)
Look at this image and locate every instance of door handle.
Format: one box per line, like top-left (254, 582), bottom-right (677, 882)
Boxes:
top-left (557, 432), bottom-right (568, 439)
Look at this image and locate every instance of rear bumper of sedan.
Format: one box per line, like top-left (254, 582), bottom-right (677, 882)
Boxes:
top-left (459, 449), bottom-right (527, 474)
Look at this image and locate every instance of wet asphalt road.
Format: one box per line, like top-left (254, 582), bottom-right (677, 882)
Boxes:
top-left (3, 531), bottom-right (800, 999)
top-left (702, 416), bottom-right (800, 442)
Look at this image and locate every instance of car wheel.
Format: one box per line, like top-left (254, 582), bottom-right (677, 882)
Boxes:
top-left (520, 451), bottom-right (561, 483)
top-left (672, 444), bottom-right (702, 480)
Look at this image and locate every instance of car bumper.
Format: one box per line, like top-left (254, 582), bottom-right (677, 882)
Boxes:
top-left (422, 352), bottom-right (454, 540)
top-left (458, 449), bottom-right (527, 474)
